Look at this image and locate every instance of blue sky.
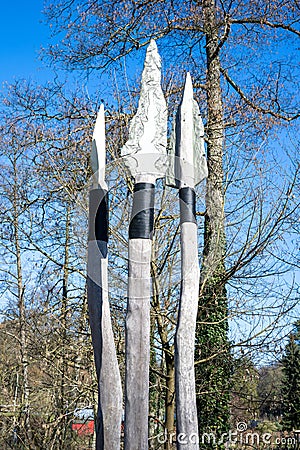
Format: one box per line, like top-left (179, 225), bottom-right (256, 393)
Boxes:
top-left (0, 2), bottom-right (50, 86)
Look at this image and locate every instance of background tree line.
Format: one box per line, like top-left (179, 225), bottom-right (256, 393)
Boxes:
top-left (0, 0), bottom-right (300, 448)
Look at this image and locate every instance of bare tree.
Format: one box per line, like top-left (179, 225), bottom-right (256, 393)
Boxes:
top-left (0, 82), bottom-right (99, 449)
top-left (1, 1), bottom-right (300, 443)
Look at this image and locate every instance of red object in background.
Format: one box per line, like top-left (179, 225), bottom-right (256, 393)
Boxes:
top-left (71, 420), bottom-right (94, 436)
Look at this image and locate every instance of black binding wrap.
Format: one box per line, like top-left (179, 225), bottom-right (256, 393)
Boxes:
top-left (179, 187), bottom-right (196, 224)
top-left (129, 183), bottom-right (155, 240)
top-left (88, 188), bottom-right (109, 242)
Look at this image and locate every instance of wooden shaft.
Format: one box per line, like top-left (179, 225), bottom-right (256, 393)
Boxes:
top-left (175, 188), bottom-right (199, 449)
top-left (87, 188), bottom-right (122, 450)
top-left (125, 239), bottom-right (152, 449)
top-left (124, 182), bottom-right (155, 450)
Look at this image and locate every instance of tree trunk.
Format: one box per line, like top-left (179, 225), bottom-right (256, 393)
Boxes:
top-left (59, 203), bottom-right (71, 448)
top-left (152, 264), bottom-right (175, 449)
top-left (195, 0), bottom-right (230, 441)
top-left (12, 154), bottom-right (32, 447)
top-left (165, 352), bottom-right (175, 450)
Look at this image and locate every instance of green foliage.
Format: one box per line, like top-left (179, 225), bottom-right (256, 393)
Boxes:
top-left (282, 321), bottom-right (300, 431)
top-left (231, 357), bottom-right (259, 424)
top-left (196, 279), bottom-right (231, 448)
top-left (258, 364), bottom-right (284, 420)
top-left (256, 419), bottom-right (280, 434)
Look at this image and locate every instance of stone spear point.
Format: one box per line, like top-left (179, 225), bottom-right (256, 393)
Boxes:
top-left (122, 39), bottom-right (167, 450)
top-left (166, 72), bottom-right (208, 189)
top-left (88, 103), bottom-right (123, 450)
top-left (122, 38), bottom-right (167, 182)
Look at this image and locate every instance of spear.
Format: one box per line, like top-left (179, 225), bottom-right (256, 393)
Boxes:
top-left (167, 72), bottom-right (208, 448)
top-left (87, 104), bottom-right (123, 449)
top-left (121, 39), bottom-right (167, 450)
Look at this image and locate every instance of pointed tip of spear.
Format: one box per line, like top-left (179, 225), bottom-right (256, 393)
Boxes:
top-left (167, 71), bottom-right (207, 188)
top-left (142, 38), bottom-right (161, 79)
top-left (148, 38), bottom-right (158, 51)
top-left (185, 71), bottom-right (193, 86)
top-left (92, 103), bottom-right (105, 143)
top-left (91, 103), bottom-right (106, 187)
top-left (181, 72), bottom-right (194, 107)
top-left (146, 38), bottom-right (159, 58)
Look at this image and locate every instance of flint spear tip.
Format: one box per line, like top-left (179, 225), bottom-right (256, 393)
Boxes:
top-left (120, 36), bottom-right (167, 179)
top-left (148, 38), bottom-right (157, 50)
top-left (144, 38), bottom-right (161, 70)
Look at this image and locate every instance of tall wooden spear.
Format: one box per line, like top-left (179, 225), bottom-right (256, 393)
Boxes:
top-left (87, 104), bottom-right (123, 449)
top-left (167, 73), bottom-right (208, 448)
top-left (121, 39), bottom-right (167, 450)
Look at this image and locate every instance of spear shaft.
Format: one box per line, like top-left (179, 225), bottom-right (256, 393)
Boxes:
top-left (121, 40), bottom-right (167, 450)
top-left (176, 195), bottom-right (199, 449)
top-left (87, 105), bottom-right (122, 449)
top-left (125, 177), bottom-right (155, 449)
top-left (172, 73), bottom-right (207, 449)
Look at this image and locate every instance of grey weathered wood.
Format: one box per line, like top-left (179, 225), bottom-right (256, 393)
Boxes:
top-left (124, 238), bottom-right (152, 450)
top-left (87, 240), bottom-right (123, 450)
top-left (175, 222), bottom-right (199, 449)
